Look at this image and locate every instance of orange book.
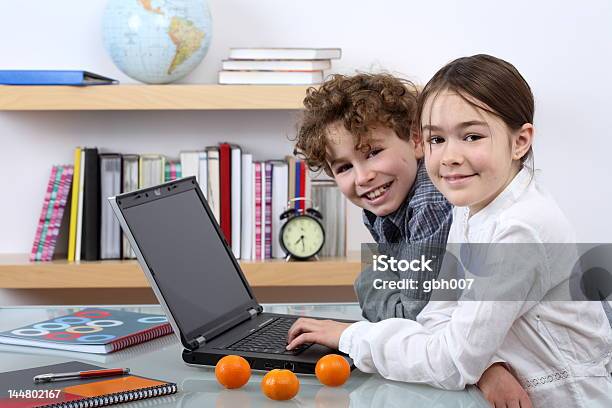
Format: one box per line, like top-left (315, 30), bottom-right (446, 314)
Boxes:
top-left (0, 361), bottom-right (176, 408)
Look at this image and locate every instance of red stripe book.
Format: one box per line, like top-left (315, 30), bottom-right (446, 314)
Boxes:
top-left (219, 143), bottom-right (232, 245)
top-left (299, 160), bottom-right (306, 211)
top-left (30, 166), bottom-right (59, 261)
top-left (43, 166), bottom-right (73, 261)
top-left (254, 162), bottom-right (262, 260)
top-left (264, 162), bottom-right (273, 259)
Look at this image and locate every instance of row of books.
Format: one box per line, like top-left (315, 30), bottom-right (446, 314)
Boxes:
top-left (218, 47), bottom-right (342, 85)
top-left (32, 145), bottom-right (347, 262)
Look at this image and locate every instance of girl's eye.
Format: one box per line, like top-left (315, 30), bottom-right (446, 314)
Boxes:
top-left (335, 163), bottom-right (352, 174)
top-left (367, 148), bottom-right (383, 158)
top-left (428, 136), bottom-right (445, 144)
top-left (465, 134), bottom-right (483, 142)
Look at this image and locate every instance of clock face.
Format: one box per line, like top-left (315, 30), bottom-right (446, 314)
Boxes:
top-left (281, 215), bottom-right (325, 259)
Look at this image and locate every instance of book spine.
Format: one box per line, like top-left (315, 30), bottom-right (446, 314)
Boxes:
top-left (46, 383), bottom-right (178, 408)
top-left (299, 160), bottom-right (306, 211)
top-left (254, 162), bottom-right (262, 260)
top-left (81, 148), bottom-right (100, 261)
top-left (44, 166), bottom-right (74, 261)
top-left (219, 143), bottom-right (232, 245)
top-left (109, 323), bottom-right (173, 352)
top-left (67, 147), bottom-right (81, 261)
top-left (264, 162), bottom-right (273, 259)
top-left (36, 166), bottom-right (63, 261)
top-left (30, 166), bottom-right (58, 261)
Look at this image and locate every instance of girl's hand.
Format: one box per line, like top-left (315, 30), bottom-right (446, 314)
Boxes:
top-left (286, 318), bottom-right (353, 350)
top-left (478, 363), bottom-right (532, 408)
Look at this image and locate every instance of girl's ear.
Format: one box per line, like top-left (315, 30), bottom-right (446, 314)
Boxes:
top-left (513, 123), bottom-right (534, 161)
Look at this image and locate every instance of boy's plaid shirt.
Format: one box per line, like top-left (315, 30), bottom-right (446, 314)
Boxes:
top-left (356, 160), bottom-right (453, 322)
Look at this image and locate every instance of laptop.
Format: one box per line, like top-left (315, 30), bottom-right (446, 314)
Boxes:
top-left (108, 176), bottom-right (354, 374)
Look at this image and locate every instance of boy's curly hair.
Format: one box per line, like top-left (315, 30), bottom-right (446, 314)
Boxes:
top-left (294, 73), bottom-right (418, 176)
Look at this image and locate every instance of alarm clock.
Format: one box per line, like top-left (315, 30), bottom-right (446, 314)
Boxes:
top-left (279, 198), bottom-right (325, 261)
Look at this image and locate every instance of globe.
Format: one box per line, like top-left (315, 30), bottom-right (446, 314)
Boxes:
top-left (102, 0), bottom-right (212, 84)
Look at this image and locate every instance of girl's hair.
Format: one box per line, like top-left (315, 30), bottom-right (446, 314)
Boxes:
top-left (415, 54), bottom-right (534, 166)
top-left (294, 73), bottom-right (418, 176)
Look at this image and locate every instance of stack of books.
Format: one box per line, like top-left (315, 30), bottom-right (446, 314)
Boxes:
top-left (32, 145), bottom-right (348, 262)
top-left (218, 47), bottom-right (342, 85)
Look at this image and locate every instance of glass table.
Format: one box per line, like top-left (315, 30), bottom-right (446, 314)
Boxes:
top-left (0, 304), bottom-right (488, 407)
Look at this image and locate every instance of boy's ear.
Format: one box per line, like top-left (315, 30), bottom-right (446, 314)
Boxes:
top-left (411, 132), bottom-right (424, 159)
top-left (513, 123), bottom-right (534, 161)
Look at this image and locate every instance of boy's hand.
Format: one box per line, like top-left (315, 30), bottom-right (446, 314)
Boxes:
top-left (478, 363), bottom-right (532, 408)
top-left (286, 318), bottom-right (352, 350)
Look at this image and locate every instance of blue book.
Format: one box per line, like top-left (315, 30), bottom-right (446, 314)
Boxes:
top-left (0, 70), bottom-right (118, 86)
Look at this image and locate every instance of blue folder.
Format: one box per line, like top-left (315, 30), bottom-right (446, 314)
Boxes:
top-left (0, 70), bottom-right (118, 86)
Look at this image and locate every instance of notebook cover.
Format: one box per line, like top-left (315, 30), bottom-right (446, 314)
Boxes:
top-left (0, 70), bottom-right (118, 86)
top-left (0, 361), bottom-right (176, 408)
top-left (0, 309), bottom-right (172, 354)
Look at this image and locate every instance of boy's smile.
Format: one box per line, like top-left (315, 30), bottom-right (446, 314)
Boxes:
top-left (326, 122), bottom-right (422, 217)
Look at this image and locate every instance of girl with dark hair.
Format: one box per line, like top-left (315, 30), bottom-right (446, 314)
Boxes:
top-left (287, 55), bottom-right (612, 407)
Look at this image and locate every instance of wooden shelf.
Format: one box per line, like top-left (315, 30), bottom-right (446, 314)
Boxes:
top-left (0, 254), bottom-right (361, 289)
top-left (0, 84), bottom-right (311, 111)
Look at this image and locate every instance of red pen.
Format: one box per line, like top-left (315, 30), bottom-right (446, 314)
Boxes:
top-left (33, 368), bottom-right (130, 383)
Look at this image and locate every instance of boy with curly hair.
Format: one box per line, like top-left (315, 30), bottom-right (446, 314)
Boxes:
top-left (295, 73), bottom-right (451, 321)
top-left (294, 73), bottom-right (532, 406)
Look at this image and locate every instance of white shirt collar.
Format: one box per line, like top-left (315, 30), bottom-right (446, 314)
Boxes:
top-left (464, 167), bottom-right (533, 230)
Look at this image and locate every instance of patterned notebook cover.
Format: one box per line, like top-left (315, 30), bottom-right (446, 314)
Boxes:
top-left (0, 309), bottom-right (172, 354)
top-left (0, 361), bottom-right (177, 408)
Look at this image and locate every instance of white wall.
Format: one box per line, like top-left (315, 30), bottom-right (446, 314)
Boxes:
top-left (1, 0), bottom-right (611, 256)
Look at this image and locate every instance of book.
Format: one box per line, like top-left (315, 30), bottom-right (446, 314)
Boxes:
top-left (270, 161), bottom-right (289, 258)
top-left (311, 179), bottom-right (347, 257)
top-left (240, 154), bottom-right (253, 260)
top-left (230, 145), bottom-right (242, 258)
top-left (219, 143), bottom-right (232, 245)
top-left (0, 361), bottom-right (176, 408)
top-left (264, 162), bottom-right (273, 258)
top-left (0, 308), bottom-right (172, 354)
top-left (81, 148), bottom-right (100, 261)
top-left (75, 150), bottom-right (86, 262)
top-left (43, 166), bottom-right (73, 262)
top-left (0, 70), bottom-right (118, 86)
top-left (254, 162), bottom-right (263, 260)
top-left (100, 154), bottom-right (122, 260)
top-left (218, 70), bottom-right (324, 85)
top-left (221, 59), bottom-right (332, 71)
top-left (138, 154), bottom-right (165, 188)
top-left (30, 166), bottom-right (59, 261)
top-left (198, 151), bottom-right (208, 198)
top-left (121, 155), bottom-right (139, 259)
top-left (67, 148), bottom-right (82, 262)
top-left (205, 146), bottom-right (220, 223)
top-left (228, 47), bottom-right (342, 60)
top-left (179, 151), bottom-right (201, 183)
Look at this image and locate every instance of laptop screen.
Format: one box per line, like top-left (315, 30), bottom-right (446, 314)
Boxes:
top-left (121, 187), bottom-right (253, 337)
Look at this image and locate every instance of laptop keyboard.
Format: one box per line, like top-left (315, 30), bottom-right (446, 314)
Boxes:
top-left (226, 317), bottom-right (312, 355)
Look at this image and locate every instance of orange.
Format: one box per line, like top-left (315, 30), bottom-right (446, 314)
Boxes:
top-left (315, 354), bottom-right (351, 387)
top-left (215, 355), bottom-right (251, 389)
top-left (260, 369), bottom-right (300, 400)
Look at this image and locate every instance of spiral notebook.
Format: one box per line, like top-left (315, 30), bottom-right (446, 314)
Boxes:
top-left (0, 361), bottom-right (177, 408)
top-left (0, 309), bottom-right (172, 354)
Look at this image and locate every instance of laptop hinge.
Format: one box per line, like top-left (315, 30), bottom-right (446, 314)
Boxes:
top-left (188, 307), bottom-right (261, 350)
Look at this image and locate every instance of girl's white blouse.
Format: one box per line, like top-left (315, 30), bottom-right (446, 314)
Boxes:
top-left (339, 168), bottom-right (612, 407)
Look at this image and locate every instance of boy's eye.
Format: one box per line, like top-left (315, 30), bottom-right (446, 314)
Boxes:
top-left (427, 136), bottom-right (445, 144)
top-left (465, 134), bottom-right (484, 142)
top-left (366, 148), bottom-right (383, 158)
top-left (335, 163), bottom-right (352, 174)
